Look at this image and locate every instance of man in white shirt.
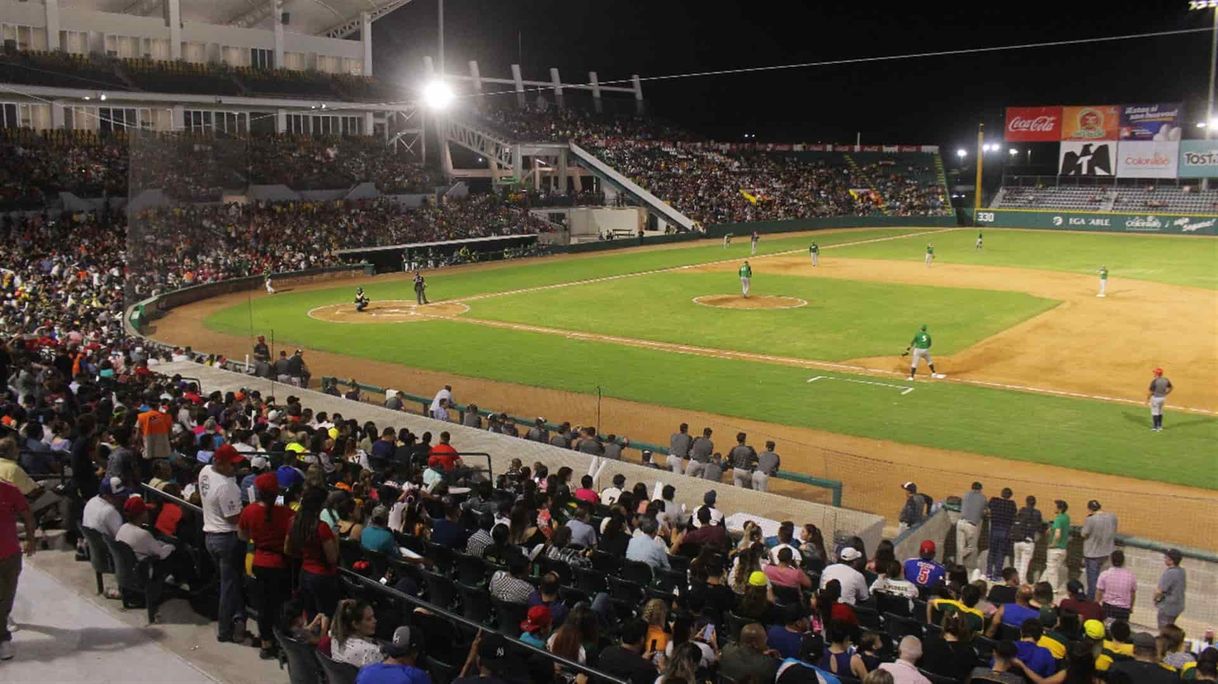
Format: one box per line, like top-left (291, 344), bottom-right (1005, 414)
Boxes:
top-left (819, 547), bottom-right (871, 605)
top-left (429, 385), bottom-right (453, 415)
top-left (199, 444), bottom-right (247, 644)
top-left (82, 477), bottom-right (128, 539)
top-left (599, 474), bottom-right (626, 506)
top-left (115, 496), bottom-right (174, 562)
top-left (690, 491), bottom-right (724, 529)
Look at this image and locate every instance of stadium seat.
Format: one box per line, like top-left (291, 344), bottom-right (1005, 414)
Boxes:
top-left (274, 627), bottom-right (325, 684)
top-left (315, 651), bottom-right (359, 684)
top-left (80, 526), bottom-right (115, 596)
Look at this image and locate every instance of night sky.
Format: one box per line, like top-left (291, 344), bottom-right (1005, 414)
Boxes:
top-left (372, 1), bottom-right (1215, 168)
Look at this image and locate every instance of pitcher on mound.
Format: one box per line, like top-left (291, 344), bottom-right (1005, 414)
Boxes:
top-left (904, 324), bottom-right (944, 380)
top-left (739, 261), bottom-right (752, 297)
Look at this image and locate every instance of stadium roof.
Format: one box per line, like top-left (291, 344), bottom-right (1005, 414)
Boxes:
top-left (81, 0), bottom-right (411, 38)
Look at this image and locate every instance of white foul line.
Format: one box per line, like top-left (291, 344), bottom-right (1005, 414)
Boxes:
top-left (808, 375), bottom-right (915, 396)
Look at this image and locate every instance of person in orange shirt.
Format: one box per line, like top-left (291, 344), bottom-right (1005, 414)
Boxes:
top-left (136, 392), bottom-right (173, 463)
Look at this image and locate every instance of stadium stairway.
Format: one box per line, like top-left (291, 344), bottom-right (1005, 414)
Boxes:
top-left (843, 153), bottom-right (890, 215)
top-left (568, 141), bottom-right (697, 230)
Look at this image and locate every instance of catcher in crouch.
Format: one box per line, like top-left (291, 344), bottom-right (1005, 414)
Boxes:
top-left (354, 287), bottom-right (370, 312)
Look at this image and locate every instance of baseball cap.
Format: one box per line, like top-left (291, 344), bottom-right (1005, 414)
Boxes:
top-left (1153, 367), bottom-right (1164, 376)
top-left (748, 570), bottom-right (768, 587)
top-left (520, 605), bottom-right (552, 633)
top-left (1132, 632), bottom-right (1156, 649)
top-left (1067, 579), bottom-right (1085, 596)
top-left (919, 540), bottom-right (936, 557)
top-left (276, 465), bottom-right (304, 490)
top-left (122, 496), bottom-right (147, 517)
top-left (327, 427), bottom-right (339, 440)
top-left (212, 444), bottom-right (245, 467)
top-left (381, 625), bottom-right (421, 658)
top-left (839, 547), bottom-right (862, 562)
top-left (902, 481), bottom-right (917, 493)
top-left (477, 632), bottom-right (511, 670)
top-left (100, 476), bottom-right (128, 497)
top-left (250, 455), bottom-right (270, 471)
top-left (1087, 499), bottom-right (1101, 511)
top-left (1083, 619), bottom-right (1106, 640)
top-left (254, 472), bottom-right (279, 494)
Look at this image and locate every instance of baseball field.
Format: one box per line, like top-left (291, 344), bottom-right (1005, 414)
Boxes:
top-left (150, 226), bottom-right (1218, 546)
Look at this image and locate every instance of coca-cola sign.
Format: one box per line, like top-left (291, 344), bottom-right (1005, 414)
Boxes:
top-left (1005, 106), bottom-right (1063, 142)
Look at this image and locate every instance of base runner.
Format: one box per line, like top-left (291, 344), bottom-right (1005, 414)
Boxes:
top-left (809, 241), bottom-right (819, 266)
top-left (903, 324), bottom-right (944, 380)
top-left (739, 261), bottom-right (752, 297)
top-left (1147, 368), bottom-right (1172, 432)
top-left (1097, 266), bottom-right (1108, 297)
top-left (925, 243), bottom-right (935, 267)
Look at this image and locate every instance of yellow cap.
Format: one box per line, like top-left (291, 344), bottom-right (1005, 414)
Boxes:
top-left (1084, 619), bottom-right (1105, 640)
top-left (328, 427), bottom-right (339, 440)
top-left (748, 570), bottom-right (767, 587)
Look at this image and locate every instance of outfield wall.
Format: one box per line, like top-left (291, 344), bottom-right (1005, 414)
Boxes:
top-left (706, 215), bottom-right (957, 237)
top-left (965, 208), bottom-right (1218, 235)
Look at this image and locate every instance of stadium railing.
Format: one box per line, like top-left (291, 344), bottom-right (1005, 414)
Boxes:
top-left (321, 376), bottom-right (844, 507)
top-left (134, 482), bottom-right (629, 683)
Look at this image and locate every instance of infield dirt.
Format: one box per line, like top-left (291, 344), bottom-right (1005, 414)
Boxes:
top-left (149, 248), bottom-right (1217, 547)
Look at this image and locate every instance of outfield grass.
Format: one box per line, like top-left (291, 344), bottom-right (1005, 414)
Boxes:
top-left (468, 271), bottom-right (1058, 360)
top-left (830, 228), bottom-right (1218, 289)
top-left (202, 226), bottom-right (1218, 487)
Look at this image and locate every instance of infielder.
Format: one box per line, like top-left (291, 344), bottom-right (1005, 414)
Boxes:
top-left (750, 230), bottom-right (759, 255)
top-left (976, 231), bottom-right (983, 250)
top-left (723, 233), bottom-right (732, 248)
top-left (738, 260), bottom-right (752, 297)
top-left (809, 242), bottom-right (819, 266)
top-left (1147, 368), bottom-right (1173, 432)
top-left (904, 324), bottom-right (944, 380)
top-left (925, 243), bottom-right (935, 267)
top-left (1097, 266), bottom-right (1108, 297)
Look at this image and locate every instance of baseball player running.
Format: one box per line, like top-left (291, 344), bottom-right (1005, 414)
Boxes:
top-left (1147, 368), bottom-right (1173, 432)
top-left (975, 231), bottom-right (983, 250)
top-left (924, 243), bottom-right (935, 267)
top-left (750, 230), bottom-right (760, 255)
top-left (809, 242), bottom-right (819, 267)
top-left (904, 324), bottom-right (944, 380)
top-left (738, 261), bottom-right (752, 298)
top-left (1097, 266), bottom-right (1108, 297)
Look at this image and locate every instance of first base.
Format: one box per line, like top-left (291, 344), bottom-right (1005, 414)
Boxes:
top-left (932, 373), bottom-right (946, 379)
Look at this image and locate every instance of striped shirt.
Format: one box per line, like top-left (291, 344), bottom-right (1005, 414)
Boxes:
top-left (1096, 567), bottom-right (1137, 608)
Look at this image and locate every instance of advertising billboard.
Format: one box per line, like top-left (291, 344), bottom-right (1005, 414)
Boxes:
top-left (1119, 103), bottom-right (1182, 141)
top-left (1178, 140), bottom-right (1218, 178)
top-left (1059, 141), bottom-right (1115, 176)
top-left (1061, 105), bottom-right (1121, 141)
top-left (1004, 106), bottom-right (1062, 141)
top-left (1116, 141), bottom-right (1180, 178)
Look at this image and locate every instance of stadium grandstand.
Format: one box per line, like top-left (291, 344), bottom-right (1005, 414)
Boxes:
top-left (1, 2), bottom-right (1214, 684)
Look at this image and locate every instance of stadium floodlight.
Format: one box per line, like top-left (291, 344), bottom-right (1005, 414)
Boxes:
top-left (422, 80), bottom-right (455, 110)
top-left (1008, 147), bottom-right (1019, 156)
top-left (956, 148), bottom-right (967, 158)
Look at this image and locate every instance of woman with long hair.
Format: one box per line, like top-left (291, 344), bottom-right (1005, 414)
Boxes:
top-left (867, 539), bottom-right (896, 574)
top-left (730, 542), bottom-right (767, 594)
top-left (658, 642), bottom-right (701, 684)
top-left (919, 612), bottom-right (978, 681)
top-left (801, 524), bottom-right (828, 571)
top-left (285, 487), bottom-right (339, 619)
top-left (666, 616), bottom-right (719, 669)
top-left (641, 598), bottom-right (671, 654)
top-left (819, 619), bottom-right (869, 680)
top-left (811, 579), bottom-right (857, 632)
top-left (329, 599), bottom-right (380, 667)
top-left (547, 602), bottom-right (597, 664)
top-left (237, 472), bottom-right (294, 659)
top-left (534, 524), bottom-right (590, 567)
top-left (598, 513), bottom-right (630, 557)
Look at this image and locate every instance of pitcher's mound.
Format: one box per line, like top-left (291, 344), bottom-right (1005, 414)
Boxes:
top-left (308, 300), bottom-right (469, 323)
top-left (693, 295), bottom-right (808, 310)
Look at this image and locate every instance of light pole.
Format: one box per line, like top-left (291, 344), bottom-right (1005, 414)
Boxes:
top-left (974, 123), bottom-right (985, 220)
top-left (1191, 0), bottom-right (1218, 188)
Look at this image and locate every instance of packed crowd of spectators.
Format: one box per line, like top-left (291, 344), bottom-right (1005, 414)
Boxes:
top-left (847, 159), bottom-right (949, 217)
top-left (2, 350), bottom-right (1210, 681)
top-left (475, 102), bottom-right (698, 144)
top-left (0, 131), bottom-right (438, 206)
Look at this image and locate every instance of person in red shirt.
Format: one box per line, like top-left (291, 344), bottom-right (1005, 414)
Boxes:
top-left (573, 475), bottom-right (599, 505)
top-left (427, 431), bottom-right (466, 476)
top-left (0, 479), bottom-right (36, 660)
top-left (238, 472), bottom-right (294, 659)
top-left (285, 487), bottom-right (339, 620)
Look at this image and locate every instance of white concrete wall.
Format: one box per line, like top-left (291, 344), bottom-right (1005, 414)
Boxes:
top-left (567, 207), bottom-right (642, 239)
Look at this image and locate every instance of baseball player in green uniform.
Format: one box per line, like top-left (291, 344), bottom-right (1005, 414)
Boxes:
top-left (1098, 266), bottom-right (1108, 297)
top-left (976, 231), bottom-right (983, 250)
top-left (809, 242), bottom-right (819, 267)
top-left (739, 261), bottom-right (752, 297)
top-left (925, 243), bottom-right (935, 267)
top-left (904, 324), bottom-right (944, 380)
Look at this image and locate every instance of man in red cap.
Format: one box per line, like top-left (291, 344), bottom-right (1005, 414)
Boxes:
top-left (903, 539), bottom-right (946, 595)
top-left (1147, 368), bottom-right (1172, 432)
top-left (199, 444), bottom-right (249, 644)
top-left (115, 496), bottom-right (175, 563)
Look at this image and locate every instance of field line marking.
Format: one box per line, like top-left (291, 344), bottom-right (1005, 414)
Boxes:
top-left (445, 228), bottom-right (950, 306)
top-left (807, 375), bottom-right (914, 395)
top-left (413, 311), bottom-right (1216, 415)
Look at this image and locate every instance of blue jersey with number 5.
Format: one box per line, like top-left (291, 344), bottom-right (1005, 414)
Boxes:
top-left (904, 558), bottom-right (946, 588)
